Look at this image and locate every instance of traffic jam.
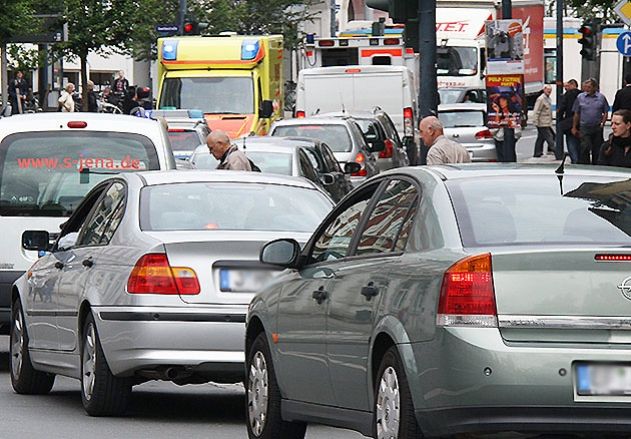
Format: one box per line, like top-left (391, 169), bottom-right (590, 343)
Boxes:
top-left (3, 3), bottom-right (631, 439)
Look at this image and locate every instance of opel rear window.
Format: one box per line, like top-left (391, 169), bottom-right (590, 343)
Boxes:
top-left (167, 129), bottom-right (202, 151)
top-left (447, 176), bottom-right (631, 247)
top-left (0, 131), bottom-right (160, 216)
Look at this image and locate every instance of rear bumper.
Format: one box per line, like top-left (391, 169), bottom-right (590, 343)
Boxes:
top-left (95, 305), bottom-right (247, 378)
top-left (410, 327), bottom-right (631, 436)
top-left (0, 271), bottom-right (24, 331)
top-left (418, 406), bottom-right (631, 437)
top-left (462, 141), bottom-right (497, 162)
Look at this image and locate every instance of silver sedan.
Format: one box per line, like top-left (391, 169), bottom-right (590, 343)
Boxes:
top-left (438, 103), bottom-right (498, 162)
top-left (10, 170), bottom-right (333, 416)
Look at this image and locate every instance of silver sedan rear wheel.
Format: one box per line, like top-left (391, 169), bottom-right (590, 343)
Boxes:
top-left (248, 351), bottom-right (269, 436)
top-left (374, 346), bottom-right (422, 439)
top-left (376, 366), bottom-right (401, 439)
top-left (82, 323), bottom-right (97, 400)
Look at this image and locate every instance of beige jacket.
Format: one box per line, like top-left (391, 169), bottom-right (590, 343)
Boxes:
top-left (532, 94), bottom-right (552, 127)
top-left (216, 145), bottom-right (252, 171)
top-left (426, 135), bottom-right (471, 165)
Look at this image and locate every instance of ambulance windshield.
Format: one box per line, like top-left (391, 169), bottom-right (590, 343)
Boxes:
top-left (436, 46), bottom-right (478, 76)
top-left (160, 77), bottom-right (255, 114)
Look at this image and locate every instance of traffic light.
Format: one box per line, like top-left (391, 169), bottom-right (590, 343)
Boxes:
top-left (578, 22), bottom-right (596, 61)
top-left (182, 16), bottom-right (199, 35)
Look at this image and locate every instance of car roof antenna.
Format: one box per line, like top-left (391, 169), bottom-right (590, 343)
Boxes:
top-left (555, 153), bottom-right (568, 195)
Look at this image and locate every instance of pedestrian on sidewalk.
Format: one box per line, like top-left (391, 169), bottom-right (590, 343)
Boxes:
top-left (58, 83), bottom-right (75, 112)
top-left (572, 78), bottom-right (609, 165)
top-left (558, 79), bottom-right (581, 163)
top-left (612, 73), bottom-right (631, 113)
top-left (532, 85), bottom-right (556, 158)
top-left (420, 116), bottom-right (471, 165)
top-left (598, 109), bottom-right (631, 168)
top-left (8, 71), bottom-right (27, 114)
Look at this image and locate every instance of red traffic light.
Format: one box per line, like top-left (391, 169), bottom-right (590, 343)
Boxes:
top-left (579, 25), bottom-right (593, 36)
top-left (183, 22), bottom-right (194, 34)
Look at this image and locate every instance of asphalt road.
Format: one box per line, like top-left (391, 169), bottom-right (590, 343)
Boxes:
top-left (0, 336), bottom-right (366, 439)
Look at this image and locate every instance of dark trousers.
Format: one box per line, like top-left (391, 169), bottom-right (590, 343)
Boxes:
top-left (534, 127), bottom-right (555, 157)
top-left (565, 132), bottom-right (580, 164)
top-left (578, 126), bottom-right (603, 165)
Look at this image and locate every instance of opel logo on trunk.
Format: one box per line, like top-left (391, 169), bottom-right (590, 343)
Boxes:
top-left (618, 276), bottom-right (631, 300)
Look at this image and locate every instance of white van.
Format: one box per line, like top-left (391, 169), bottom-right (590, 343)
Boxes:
top-left (294, 65), bottom-right (419, 163)
top-left (0, 113), bottom-right (176, 333)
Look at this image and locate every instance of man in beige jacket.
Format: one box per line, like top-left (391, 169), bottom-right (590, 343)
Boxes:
top-left (420, 116), bottom-right (471, 165)
top-left (532, 85), bottom-right (556, 158)
top-left (207, 131), bottom-right (253, 171)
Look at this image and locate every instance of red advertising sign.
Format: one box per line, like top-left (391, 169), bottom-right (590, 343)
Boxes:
top-left (510, 4), bottom-right (544, 87)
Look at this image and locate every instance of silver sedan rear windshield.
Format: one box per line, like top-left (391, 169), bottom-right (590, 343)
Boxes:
top-left (140, 182), bottom-right (332, 232)
top-left (439, 110), bottom-right (485, 128)
top-left (0, 131), bottom-right (159, 217)
top-left (272, 125), bottom-right (352, 152)
top-left (446, 175), bottom-right (631, 247)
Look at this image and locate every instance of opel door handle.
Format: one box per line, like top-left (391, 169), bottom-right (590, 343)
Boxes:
top-left (312, 286), bottom-right (328, 305)
top-left (54, 261), bottom-right (64, 270)
top-left (361, 282), bottom-right (380, 301)
top-left (82, 258), bottom-right (94, 268)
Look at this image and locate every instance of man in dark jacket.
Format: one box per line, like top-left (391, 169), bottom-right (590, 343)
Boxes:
top-left (8, 71), bottom-right (28, 114)
top-left (612, 73), bottom-right (631, 113)
top-left (558, 79), bottom-right (580, 163)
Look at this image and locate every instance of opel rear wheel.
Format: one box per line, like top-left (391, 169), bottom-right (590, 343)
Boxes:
top-left (374, 346), bottom-right (422, 439)
top-left (246, 333), bottom-right (306, 439)
top-left (10, 299), bottom-right (55, 394)
top-left (81, 313), bottom-right (131, 416)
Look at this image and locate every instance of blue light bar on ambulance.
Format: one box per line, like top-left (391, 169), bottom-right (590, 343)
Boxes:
top-left (241, 40), bottom-right (260, 60)
top-left (162, 40), bottom-right (178, 61)
top-left (188, 109), bottom-right (204, 119)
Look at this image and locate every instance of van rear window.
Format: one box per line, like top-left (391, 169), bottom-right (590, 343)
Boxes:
top-left (0, 131), bottom-right (159, 217)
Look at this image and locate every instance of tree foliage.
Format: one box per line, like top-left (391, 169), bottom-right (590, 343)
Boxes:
top-left (0, 0), bottom-right (36, 42)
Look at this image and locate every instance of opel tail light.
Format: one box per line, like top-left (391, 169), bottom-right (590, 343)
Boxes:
top-left (436, 253), bottom-right (497, 327)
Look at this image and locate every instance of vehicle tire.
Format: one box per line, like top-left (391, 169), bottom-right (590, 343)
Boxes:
top-left (245, 333), bottom-right (306, 439)
top-left (10, 299), bottom-right (55, 394)
top-left (81, 313), bottom-right (131, 416)
top-left (374, 346), bottom-right (423, 439)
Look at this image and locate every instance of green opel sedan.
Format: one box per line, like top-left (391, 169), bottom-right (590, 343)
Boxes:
top-left (245, 164), bottom-right (631, 439)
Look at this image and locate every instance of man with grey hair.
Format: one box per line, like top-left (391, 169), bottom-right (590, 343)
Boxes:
top-left (420, 116), bottom-right (471, 165)
top-left (571, 78), bottom-right (609, 164)
top-left (206, 131), bottom-right (252, 171)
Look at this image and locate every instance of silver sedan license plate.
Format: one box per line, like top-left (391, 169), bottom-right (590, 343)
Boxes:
top-left (219, 268), bottom-right (276, 293)
top-left (576, 363), bottom-right (631, 396)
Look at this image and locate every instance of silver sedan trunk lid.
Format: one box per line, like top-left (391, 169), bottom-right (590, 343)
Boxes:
top-left (146, 230), bottom-right (311, 305)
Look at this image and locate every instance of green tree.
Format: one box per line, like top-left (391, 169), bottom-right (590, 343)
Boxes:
top-left (0, 0), bottom-right (36, 42)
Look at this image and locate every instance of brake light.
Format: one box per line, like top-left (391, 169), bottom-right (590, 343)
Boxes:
top-left (595, 254), bottom-right (631, 261)
top-left (318, 39), bottom-right (335, 47)
top-left (475, 129), bottom-right (493, 140)
top-left (436, 253), bottom-right (497, 327)
top-left (127, 253), bottom-right (200, 295)
top-left (345, 68), bottom-right (362, 74)
top-left (67, 121), bottom-right (87, 129)
top-left (168, 128), bottom-right (186, 133)
top-left (352, 152), bottom-right (368, 176)
top-left (384, 38), bottom-right (400, 45)
top-left (379, 138), bottom-right (394, 158)
top-left (403, 107), bottom-right (414, 137)
top-left (295, 110), bottom-right (306, 118)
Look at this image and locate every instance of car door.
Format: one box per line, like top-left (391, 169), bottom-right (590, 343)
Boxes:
top-left (56, 181), bottom-right (126, 351)
top-left (275, 182), bottom-right (380, 406)
top-left (297, 149), bottom-right (322, 187)
top-left (320, 143), bottom-right (352, 201)
top-left (325, 178), bottom-right (420, 411)
top-left (25, 183), bottom-right (110, 351)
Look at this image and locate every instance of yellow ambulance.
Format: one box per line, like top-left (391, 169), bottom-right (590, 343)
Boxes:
top-left (157, 35), bottom-right (284, 138)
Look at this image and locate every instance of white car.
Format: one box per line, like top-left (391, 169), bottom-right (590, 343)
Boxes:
top-left (0, 113), bottom-right (176, 335)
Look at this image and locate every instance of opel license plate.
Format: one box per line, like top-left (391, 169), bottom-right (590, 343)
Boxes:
top-left (576, 363), bottom-right (631, 396)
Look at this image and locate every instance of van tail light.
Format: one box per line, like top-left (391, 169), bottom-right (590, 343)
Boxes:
top-left (127, 253), bottom-right (200, 295)
top-left (436, 253), bottom-right (497, 327)
top-left (295, 110), bottom-right (306, 118)
top-left (475, 129), bottom-right (493, 140)
top-left (403, 107), bottom-right (414, 137)
top-left (318, 39), bottom-right (335, 47)
top-left (352, 152), bottom-right (368, 177)
top-left (379, 138), bottom-right (394, 158)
